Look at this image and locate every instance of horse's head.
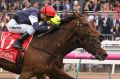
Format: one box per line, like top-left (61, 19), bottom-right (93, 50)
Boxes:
top-left (73, 12), bottom-right (107, 60)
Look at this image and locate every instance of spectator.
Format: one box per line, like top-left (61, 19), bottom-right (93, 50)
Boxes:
top-left (84, 0), bottom-right (95, 11)
top-left (0, 12), bottom-right (10, 29)
top-left (43, 1), bottom-right (51, 6)
top-left (0, 0), bottom-right (7, 11)
top-left (52, 0), bottom-right (63, 12)
top-left (7, 1), bottom-right (14, 11)
top-left (100, 1), bottom-right (105, 11)
top-left (112, 23), bottom-right (120, 40)
top-left (73, 0), bottom-right (80, 12)
top-left (22, 0), bottom-right (31, 10)
top-left (99, 13), bottom-right (113, 34)
top-left (61, 10), bottom-right (68, 19)
top-left (105, 2), bottom-right (111, 11)
top-left (109, 0), bottom-right (115, 11)
top-left (94, 0), bottom-right (101, 11)
top-left (111, 15), bottom-right (120, 40)
top-left (33, 1), bottom-right (39, 9)
top-left (63, 0), bottom-right (73, 12)
top-left (52, 0), bottom-right (63, 17)
top-left (96, 2), bottom-right (113, 34)
top-left (114, 1), bottom-right (120, 11)
top-left (50, 0), bottom-right (56, 6)
top-left (13, 0), bottom-right (22, 10)
top-left (94, 11), bottom-right (102, 31)
top-left (113, 1), bottom-right (120, 19)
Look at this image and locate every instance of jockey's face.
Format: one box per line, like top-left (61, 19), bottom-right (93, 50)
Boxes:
top-left (41, 14), bottom-right (50, 21)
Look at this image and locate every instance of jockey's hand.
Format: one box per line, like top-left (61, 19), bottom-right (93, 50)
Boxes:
top-left (47, 25), bottom-right (57, 30)
top-left (47, 21), bottom-right (53, 25)
top-left (39, 21), bottom-right (44, 26)
top-left (47, 26), bottom-right (51, 30)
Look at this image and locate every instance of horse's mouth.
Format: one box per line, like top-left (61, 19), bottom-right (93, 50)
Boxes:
top-left (94, 53), bottom-right (108, 60)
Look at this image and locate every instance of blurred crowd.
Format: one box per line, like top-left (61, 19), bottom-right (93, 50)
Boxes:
top-left (0, 0), bottom-right (120, 40)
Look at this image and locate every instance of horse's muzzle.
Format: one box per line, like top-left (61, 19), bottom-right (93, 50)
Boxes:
top-left (95, 53), bottom-right (108, 61)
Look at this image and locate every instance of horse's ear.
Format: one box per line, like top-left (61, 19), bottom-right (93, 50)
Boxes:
top-left (73, 10), bottom-right (80, 19)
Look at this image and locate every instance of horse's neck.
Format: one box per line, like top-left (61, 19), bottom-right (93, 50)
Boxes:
top-left (51, 20), bottom-right (78, 57)
top-left (55, 20), bottom-right (77, 45)
top-left (30, 20), bottom-right (77, 58)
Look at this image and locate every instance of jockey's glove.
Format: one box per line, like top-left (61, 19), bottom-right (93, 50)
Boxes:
top-left (39, 21), bottom-right (44, 26)
top-left (48, 26), bottom-right (51, 30)
top-left (29, 15), bottom-right (38, 25)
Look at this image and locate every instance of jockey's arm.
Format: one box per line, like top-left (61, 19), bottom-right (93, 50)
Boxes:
top-left (29, 14), bottom-right (61, 32)
top-left (29, 15), bottom-right (50, 32)
top-left (29, 15), bottom-right (51, 33)
top-left (28, 12), bottom-right (40, 30)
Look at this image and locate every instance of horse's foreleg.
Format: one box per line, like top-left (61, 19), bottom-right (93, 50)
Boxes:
top-left (49, 67), bottom-right (74, 79)
top-left (18, 71), bottom-right (33, 79)
top-left (36, 74), bottom-right (46, 79)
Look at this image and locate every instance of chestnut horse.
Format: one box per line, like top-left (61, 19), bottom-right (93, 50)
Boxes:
top-left (36, 12), bottom-right (108, 79)
top-left (0, 12), bottom-right (107, 79)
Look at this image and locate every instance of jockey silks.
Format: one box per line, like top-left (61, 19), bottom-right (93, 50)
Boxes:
top-left (7, 8), bottom-right (41, 35)
top-left (13, 8), bottom-right (41, 24)
top-left (7, 8), bottom-right (61, 35)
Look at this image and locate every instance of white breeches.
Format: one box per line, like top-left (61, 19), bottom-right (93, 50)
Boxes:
top-left (7, 19), bottom-right (35, 35)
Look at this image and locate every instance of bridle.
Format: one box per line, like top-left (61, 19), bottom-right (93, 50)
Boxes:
top-left (75, 17), bottom-right (101, 59)
top-left (35, 15), bottom-right (101, 59)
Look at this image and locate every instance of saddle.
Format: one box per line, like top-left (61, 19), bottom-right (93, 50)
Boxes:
top-left (0, 32), bottom-right (32, 63)
top-left (0, 28), bottom-right (58, 63)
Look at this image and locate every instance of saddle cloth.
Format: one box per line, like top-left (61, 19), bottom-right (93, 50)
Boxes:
top-left (0, 32), bottom-right (32, 63)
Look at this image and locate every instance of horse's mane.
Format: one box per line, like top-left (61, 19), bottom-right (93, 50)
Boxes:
top-left (60, 15), bottom-right (76, 26)
top-left (73, 11), bottom-right (101, 37)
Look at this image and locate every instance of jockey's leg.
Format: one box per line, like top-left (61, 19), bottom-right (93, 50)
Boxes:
top-left (7, 19), bottom-right (35, 49)
top-left (13, 32), bottom-right (30, 49)
top-left (18, 71), bottom-right (33, 79)
top-left (12, 25), bottom-right (35, 49)
top-left (7, 19), bottom-right (27, 33)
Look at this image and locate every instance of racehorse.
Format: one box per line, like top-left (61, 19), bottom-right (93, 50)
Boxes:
top-left (0, 12), bottom-right (107, 79)
top-left (36, 12), bottom-right (107, 79)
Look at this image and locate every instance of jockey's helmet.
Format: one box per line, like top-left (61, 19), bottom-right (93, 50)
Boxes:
top-left (41, 6), bottom-right (56, 17)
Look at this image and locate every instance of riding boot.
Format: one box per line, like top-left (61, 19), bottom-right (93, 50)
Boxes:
top-left (13, 32), bottom-right (30, 49)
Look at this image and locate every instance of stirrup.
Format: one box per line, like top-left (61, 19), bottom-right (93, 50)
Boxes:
top-left (13, 41), bottom-right (23, 49)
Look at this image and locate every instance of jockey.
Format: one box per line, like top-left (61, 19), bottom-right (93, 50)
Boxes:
top-left (7, 6), bottom-right (61, 49)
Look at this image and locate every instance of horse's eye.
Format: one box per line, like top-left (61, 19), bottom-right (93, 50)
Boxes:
top-left (84, 24), bottom-right (88, 26)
